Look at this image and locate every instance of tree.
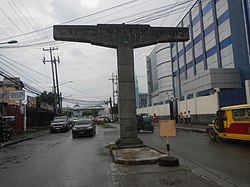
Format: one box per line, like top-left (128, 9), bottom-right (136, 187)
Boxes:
top-left (82, 109), bottom-right (99, 117)
top-left (36, 91), bottom-right (56, 107)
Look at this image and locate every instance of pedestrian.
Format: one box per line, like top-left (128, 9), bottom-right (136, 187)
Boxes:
top-left (174, 112), bottom-right (178, 124)
top-left (153, 113), bottom-right (158, 122)
top-left (187, 110), bottom-right (191, 125)
top-left (184, 111), bottom-right (187, 124)
top-left (179, 112), bottom-right (184, 124)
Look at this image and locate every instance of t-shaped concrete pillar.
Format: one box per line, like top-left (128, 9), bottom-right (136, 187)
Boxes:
top-left (53, 24), bottom-right (189, 148)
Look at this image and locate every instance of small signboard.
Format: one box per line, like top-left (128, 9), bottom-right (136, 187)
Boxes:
top-left (159, 120), bottom-right (176, 137)
top-left (9, 91), bottom-right (25, 100)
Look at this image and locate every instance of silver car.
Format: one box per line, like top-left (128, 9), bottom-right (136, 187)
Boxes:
top-left (50, 116), bottom-right (70, 133)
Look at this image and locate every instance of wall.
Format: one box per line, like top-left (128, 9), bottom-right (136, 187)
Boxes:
top-left (137, 93), bottom-right (219, 124)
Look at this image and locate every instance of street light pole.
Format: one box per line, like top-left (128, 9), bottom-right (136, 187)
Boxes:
top-left (58, 81), bottom-right (73, 113)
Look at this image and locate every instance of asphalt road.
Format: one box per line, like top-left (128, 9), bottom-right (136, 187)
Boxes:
top-left (0, 126), bottom-right (113, 187)
top-left (1, 124), bottom-right (249, 187)
top-left (139, 127), bottom-right (250, 187)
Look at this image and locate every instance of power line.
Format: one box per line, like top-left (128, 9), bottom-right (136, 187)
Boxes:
top-left (0, 0), bottom-right (141, 42)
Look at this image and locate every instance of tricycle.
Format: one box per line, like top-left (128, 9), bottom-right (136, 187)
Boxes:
top-left (136, 114), bottom-right (154, 133)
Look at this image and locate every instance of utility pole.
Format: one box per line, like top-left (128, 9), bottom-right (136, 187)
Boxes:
top-left (109, 73), bottom-right (118, 118)
top-left (109, 73), bottom-right (118, 106)
top-left (43, 47), bottom-right (58, 115)
top-left (53, 56), bottom-right (61, 114)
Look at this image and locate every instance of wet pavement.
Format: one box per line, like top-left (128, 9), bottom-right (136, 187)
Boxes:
top-left (0, 123), bottom-right (222, 187)
top-left (0, 123), bottom-right (208, 148)
top-left (0, 126), bottom-right (50, 148)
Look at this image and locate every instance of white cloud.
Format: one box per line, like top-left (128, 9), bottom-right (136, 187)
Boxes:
top-left (80, 0), bottom-right (101, 8)
top-left (0, 0), bottom-right (194, 107)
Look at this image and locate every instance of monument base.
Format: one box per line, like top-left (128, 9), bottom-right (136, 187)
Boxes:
top-left (116, 138), bottom-right (144, 149)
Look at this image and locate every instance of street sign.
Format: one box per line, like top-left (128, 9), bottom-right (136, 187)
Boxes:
top-left (159, 120), bottom-right (176, 137)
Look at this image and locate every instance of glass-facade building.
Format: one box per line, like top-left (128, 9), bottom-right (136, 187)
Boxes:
top-left (171, 0), bottom-right (250, 107)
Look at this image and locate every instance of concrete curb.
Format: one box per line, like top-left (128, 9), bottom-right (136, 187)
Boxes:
top-left (0, 130), bottom-right (50, 148)
top-left (111, 146), bottom-right (166, 165)
top-left (176, 127), bottom-right (207, 133)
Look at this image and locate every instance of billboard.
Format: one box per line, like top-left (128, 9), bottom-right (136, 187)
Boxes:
top-left (0, 90), bottom-right (25, 101)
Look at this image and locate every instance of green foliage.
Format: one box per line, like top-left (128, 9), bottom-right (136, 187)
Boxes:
top-left (36, 91), bottom-right (56, 106)
top-left (106, 143), bottom-right (117, 151)
top-left (98, 123), bottom-right (115, 128)
top-left (61, 110), bottom-right (72, 117)
top-left (82, 109), bottom-right (99, 117)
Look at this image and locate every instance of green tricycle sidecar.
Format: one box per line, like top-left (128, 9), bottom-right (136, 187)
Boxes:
top-left (136, 115), bottom-right (154, 133)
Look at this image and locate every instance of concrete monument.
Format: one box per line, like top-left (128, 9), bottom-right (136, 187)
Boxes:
top-left (53, 24), bottom-right (189, 148)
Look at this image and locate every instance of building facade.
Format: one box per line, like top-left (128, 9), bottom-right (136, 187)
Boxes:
top-left (171, 0), bottom-right (250, 107)
top-left (141, 0), bottom-right (250, 123)
top-left (138, 93), bottom-right (148, 108)
top-left (146, 43), bottom-right (174, 106)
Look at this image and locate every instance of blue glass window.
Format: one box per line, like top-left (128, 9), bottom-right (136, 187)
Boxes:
top-left (173, 71), bottom-right (179, 77)
top-left (195, 54), bottom-right (204, 64)
top-left (187, 94), bottom-right (194, 99)
top-left (172, 55), bottom-right (177, 62)
top-left (171, 43), bottom-right (176, 48)
top-left (185, 43), bottom-right (192, 51)
top-left (187, 61), bottom-right (193, 69)
top-left (206, 46), bottom-right (217, 58)
top-left (192, 14), bottom-right (200, 26)
top-left (178, 49), bottom-right (184, 57)
top-left (193, 34), bottom-right (202, 45)
top-left (159, 101), bottom-right (164, 105)
top-left (180, 66), bottom-right (185, 73)
top-left (217, 11), bottom-right (229, 25)
top-left (204, 23), bottom-right (215, 36)
top-left (196, 89), bottom-right (214, 97)
top-left (202, 1), bottom-right (212, 16)
top-left (179, 96), bottom-right (185, 101)
top-left (220, 36), bottom-right (232, 50)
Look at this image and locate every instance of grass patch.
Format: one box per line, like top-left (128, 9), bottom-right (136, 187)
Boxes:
top-left (100, 123), bottom-right (115, 128)
top-left (105, 143), bottom-right (117, 151)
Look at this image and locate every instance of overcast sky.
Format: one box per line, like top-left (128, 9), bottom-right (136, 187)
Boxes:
top-left (0, 0), bottom-right (195, 107)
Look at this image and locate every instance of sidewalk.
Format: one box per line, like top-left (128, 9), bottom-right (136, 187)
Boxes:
top-left (0, 126), bottom-right (50, 148)
top-left (176, 123), bottom-right (208, 133)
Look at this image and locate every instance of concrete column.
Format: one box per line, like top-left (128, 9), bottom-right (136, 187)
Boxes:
top-left (245, 80), bottom-right (250, 104)
top-left (116, 46), bottom-right (143, 148)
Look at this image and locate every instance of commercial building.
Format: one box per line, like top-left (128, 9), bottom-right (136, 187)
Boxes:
top-left (171, 0), bottom-right (250, 107)
top-left (146, 43), bottom-right (174, 106)
top-left (141, 0), bottom-right (250, 123)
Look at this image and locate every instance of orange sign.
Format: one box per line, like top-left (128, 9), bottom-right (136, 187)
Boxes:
top-left (159, 120), bottom-right (176, 137)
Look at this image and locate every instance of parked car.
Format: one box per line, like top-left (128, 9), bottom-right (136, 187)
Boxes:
top-left (96, 116), bottom-right (112, 123)
top-left (72, 118), bottom-right (96, 138)
top-left (50, 116), bottom-right (70, 133)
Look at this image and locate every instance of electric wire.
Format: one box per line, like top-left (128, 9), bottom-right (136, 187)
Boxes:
top-left (0, 0), bottom-right (141, 42)
top-left (0, 0), bottom-right (203, 103)
top-left (17, 0), bottom-right (51, 41)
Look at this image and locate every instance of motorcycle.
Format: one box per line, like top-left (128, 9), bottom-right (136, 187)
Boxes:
top-left (0, 116), bottom-right (15, 142)
top-left (0, 125), bottom-right (13, 142)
